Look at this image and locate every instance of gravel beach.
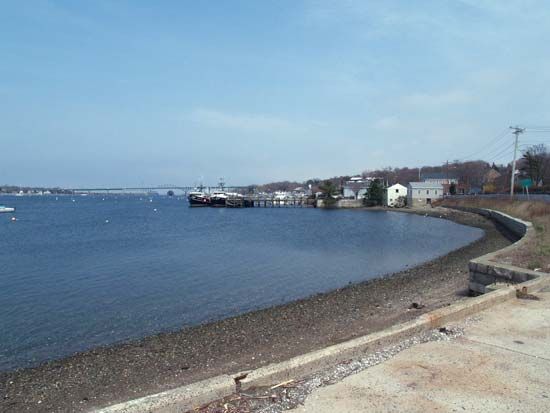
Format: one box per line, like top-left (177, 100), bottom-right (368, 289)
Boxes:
top-left (0, 207), bottom-right (513, 412)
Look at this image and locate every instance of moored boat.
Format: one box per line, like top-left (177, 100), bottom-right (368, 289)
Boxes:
top-left (210, 191), bottom-right (228, 207)
top-left (0, 205), bottom-right (16, 213)
top-left (187, 191), bottom-right (211, 207)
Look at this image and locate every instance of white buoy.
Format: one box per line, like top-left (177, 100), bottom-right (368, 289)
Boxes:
top-left (153, 208), bottom-right (157, 212)
top-left (11, 216), bottom-right (16, 222)
top-left (105, 219), bottom-right (109, 223)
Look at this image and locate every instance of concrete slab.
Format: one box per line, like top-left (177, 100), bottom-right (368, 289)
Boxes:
top-left (290, 292), bottom-right (550, 413)
top-left (465, 292), bottom-right (550, 360)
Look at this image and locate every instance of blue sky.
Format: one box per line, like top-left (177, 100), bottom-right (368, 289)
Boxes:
top-left (1, 0), bottom-right (550, 187)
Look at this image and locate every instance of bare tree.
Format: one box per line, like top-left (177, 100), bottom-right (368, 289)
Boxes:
top-left (521, 144), bottom-right (550, 187)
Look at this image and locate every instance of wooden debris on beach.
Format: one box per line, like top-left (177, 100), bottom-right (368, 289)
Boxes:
top-left (270, 379), bottom-right (294, 389)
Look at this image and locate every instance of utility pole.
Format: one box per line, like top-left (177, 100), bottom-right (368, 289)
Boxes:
top-left (446, 160), bottom-right (450, 194)
top-left (509, 126), bottom-right (525, 198)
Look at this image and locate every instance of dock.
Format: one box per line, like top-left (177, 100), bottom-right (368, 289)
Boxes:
top-left (225, 196), bottom-right (315, 208)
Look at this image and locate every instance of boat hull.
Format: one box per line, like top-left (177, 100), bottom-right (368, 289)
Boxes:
top-left (187, 195), bottom-right (211, 207)
top-left (210, 197), bottom-right (226, 207)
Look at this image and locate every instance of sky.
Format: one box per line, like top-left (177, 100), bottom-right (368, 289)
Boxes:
top-left (1, 0), bottom-right (550, 187)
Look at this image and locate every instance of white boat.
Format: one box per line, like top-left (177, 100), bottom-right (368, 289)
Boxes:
top-left (273, 191), bottom-right (290, 200)
top-left (210, 191), bottom-right (229, 207)
top-left (0, 205), bottom-right (16, 213)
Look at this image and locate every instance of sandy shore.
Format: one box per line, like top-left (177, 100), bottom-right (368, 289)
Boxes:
top-left (0, 207), bottom-right (513, 412)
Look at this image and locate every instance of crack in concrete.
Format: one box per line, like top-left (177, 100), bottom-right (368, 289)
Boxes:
top-left (462, 337), bottom-right (550, 362)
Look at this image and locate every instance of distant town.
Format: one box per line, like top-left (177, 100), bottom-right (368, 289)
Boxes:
top-left (2, 144), bottom-right (549, 204)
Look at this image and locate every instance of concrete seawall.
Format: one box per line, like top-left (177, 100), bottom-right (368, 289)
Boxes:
top-left (316, 199), bottom-right (364, 208)
top-left (447, 206), bottom-right (549, 294)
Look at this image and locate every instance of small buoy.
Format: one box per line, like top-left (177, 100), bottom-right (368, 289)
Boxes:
top-left (72, 199), bottom-right (76, 202)
top-left (11, 216), bottom-right (17, 222)
top-left (153, 208), bottom-right (157, 212)
top-left (105, 219), bottom-right (109, 223)
top-left (149, 199), bottom-right (153, 203)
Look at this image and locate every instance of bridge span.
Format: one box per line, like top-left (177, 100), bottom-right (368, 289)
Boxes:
top-left (68, 185), bottom-right (249, 195)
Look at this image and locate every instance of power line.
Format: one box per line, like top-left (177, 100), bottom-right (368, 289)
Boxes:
top-left (453, 126), bottom-right (548, 165)
top-left (523, 125), bottom-right (550, 129)
top-left (452, 128), bottom-right (510, 162)
top-left (484, 142), bottom-right (515, 163)
top-left (518, 138), bottom-right (550, 144)
top-left (420, 125), bottom-right (545, 181)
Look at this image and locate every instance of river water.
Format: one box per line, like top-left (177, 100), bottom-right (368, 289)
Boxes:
top-left (0, 195), bottom-right (483, 371)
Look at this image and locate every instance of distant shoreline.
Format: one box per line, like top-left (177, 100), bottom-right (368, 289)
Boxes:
top-left (0, 207), bottom-right (513, 412)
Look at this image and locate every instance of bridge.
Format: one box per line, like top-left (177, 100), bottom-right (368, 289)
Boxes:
top-left (68, 185), bottom-right (249, 195)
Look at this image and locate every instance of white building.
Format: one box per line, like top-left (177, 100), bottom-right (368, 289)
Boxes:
top-left (422, 173), bottom-right (459, 195)
top-left (385, 183), bottom-right (407, 207)
top-left (407, 182), bottom-right (443, 207)
top-left (292, 187), bottom-right (310, 198)
top-left (273, 191), bottom-right (291, 200)
top-left (422, 173), bottom-right (458, 185)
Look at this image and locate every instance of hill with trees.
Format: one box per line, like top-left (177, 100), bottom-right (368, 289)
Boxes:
top-left (255, 144), bottom-right (550, 194)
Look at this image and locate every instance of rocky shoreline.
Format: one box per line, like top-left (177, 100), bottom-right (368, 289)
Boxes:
top-left (0, 207), bottom-right (513, 412)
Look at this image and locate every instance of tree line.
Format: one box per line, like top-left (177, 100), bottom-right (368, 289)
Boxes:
top-left (256, 144), bottom-right (550, 195)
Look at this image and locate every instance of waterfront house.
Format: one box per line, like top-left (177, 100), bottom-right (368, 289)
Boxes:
top-left (407, 182), bottom-right (443, 207)
top-left (385, 183), bottom-right (407, 207)
top-left (342, 176), bottom-right (383, 200)
top-left (422, 172), bottom-right (458, 185)
top-left (292, 186), bottom-right (310, 198)
top-left (422, 172), bottom-right (458, 195)
top-left (342, 176), bottom-right (369, 199)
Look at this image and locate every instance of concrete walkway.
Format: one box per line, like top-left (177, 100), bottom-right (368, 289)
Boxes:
top-left (291, 289), bottom-right (550, 413)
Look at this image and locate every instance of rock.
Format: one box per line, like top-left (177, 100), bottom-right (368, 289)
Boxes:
top-left (409, 302), bottom-right (425, 310)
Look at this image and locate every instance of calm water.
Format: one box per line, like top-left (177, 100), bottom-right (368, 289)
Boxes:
top-left (0, 195), bottom-right (483, 371)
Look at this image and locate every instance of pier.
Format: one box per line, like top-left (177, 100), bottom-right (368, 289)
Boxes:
top-left (224, 196), bottom-right (315, 208)
top-left (67, 183), bottom-right (317, 208)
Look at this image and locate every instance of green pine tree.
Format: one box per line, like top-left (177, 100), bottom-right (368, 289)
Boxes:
top-left (367, 179), bottom-right (383, 206)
